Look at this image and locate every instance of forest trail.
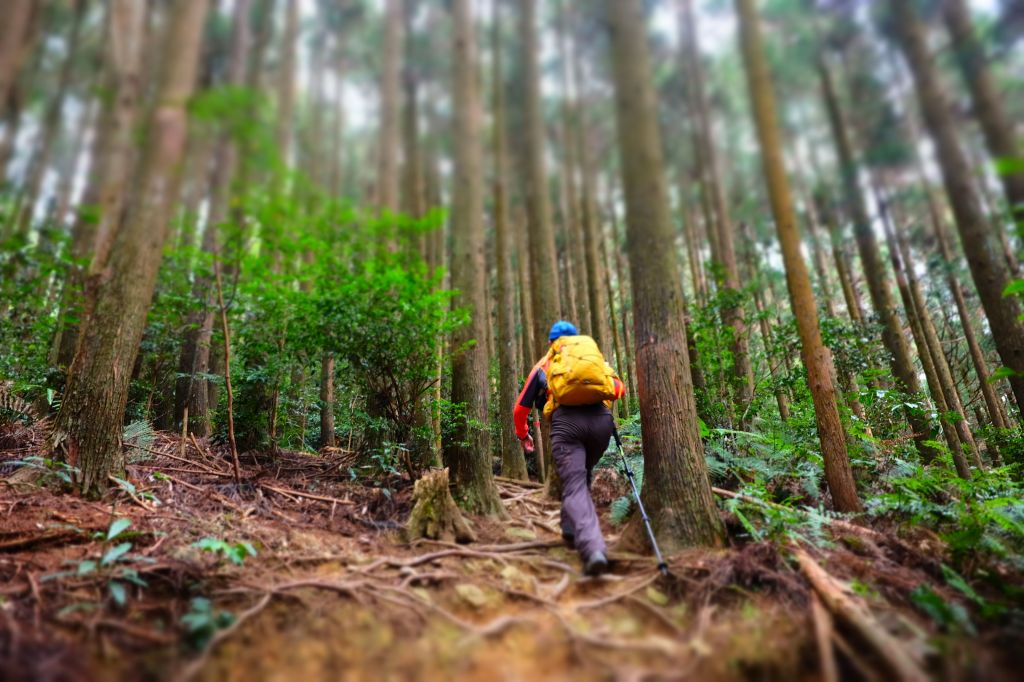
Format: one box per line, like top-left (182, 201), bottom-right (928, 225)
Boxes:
top-left (5, 429), bottom-right (1007, 681)
top-left (194, 475), bottom-right (810, 682)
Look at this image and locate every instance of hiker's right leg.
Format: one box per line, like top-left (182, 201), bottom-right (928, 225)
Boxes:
top-left (551, 411), bottom-right (606, 559)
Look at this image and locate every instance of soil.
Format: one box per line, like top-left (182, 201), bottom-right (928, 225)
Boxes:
top-left (1, 424), bottom-right (1022, 681)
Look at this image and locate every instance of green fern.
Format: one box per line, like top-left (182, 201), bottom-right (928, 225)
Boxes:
top-left (123, 421), bottom-right (156, 462)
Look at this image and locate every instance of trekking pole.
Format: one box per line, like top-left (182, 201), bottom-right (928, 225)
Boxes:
top-left (612, 426), bottom-right (669, 577)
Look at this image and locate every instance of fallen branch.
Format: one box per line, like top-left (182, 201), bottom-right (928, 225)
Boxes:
top-left (793, 546), bottom-right (928, 682)
top-left (810, 592), bottom-right (839, 682)
top-left (260, 483), bottom-right (354, 507)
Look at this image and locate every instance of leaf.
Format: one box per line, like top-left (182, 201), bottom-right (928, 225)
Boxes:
top-left (106, 518), bottom-right (132, 541)
top-left (1003, 279), bottom-right (1024, 297)
top-left (993, 156), bottom-right (1024, 176)
top-left (108, 581), bottom-right (127, 607)
top-left (109, 476), bottom-right (137, 495)
top-left (988, 366), bottom-right (1019, 383)
top-left (76, 560), bottom-right (97, 576)
top-left (101, 542), bottom-right (133, 566)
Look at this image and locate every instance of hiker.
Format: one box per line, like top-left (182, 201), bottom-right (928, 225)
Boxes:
top-left (513, 320), bottom-right (626, 576)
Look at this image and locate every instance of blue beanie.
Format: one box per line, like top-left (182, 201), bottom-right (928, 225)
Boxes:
top-left (548, 320), bottom-right (578, 341)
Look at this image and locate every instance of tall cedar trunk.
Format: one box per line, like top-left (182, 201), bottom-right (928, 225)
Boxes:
top-left (50, 0), bottom-right (209, 496)
top-left (571, 28), bottom-right (611, 354)
top-left (601, 218), bottom-right (629, 421)
top-left (276, 0), bottom-right (298, 162)
top-left (14, 0), bottom-right (87, 236)
top-left (736, 0), bottom-right (861, 512)
top-left (818, 55), bottom-right (938, 462)
top-left (679, 0), bottom-right (754, 426)
top-left (893, 0), bottom-right (1024, 412)
top-left (556, 0), bottom-right (590, 331)
top-left (606, 0), bottom-right (725, 549)
top-left (492, 0), bottom-right (528, 481)
top-left (801, 185), bottom-right (838, 318)
top-left (53, 0), bottom-right (146, 371)
top-left (517, 0), bottom-right (562, 485)
top-left (175, 0), bottom-right (251, 436)
top-left (518, 0), bottom-right (561, 357)
top-left (0, 0), bottom-right (35, 121)
top-left (445, 0), bottom-right (502, 514)
top-left (929, 195), bottom-right (1009, 432)
top-left (741, 229), bottom-right (790, 421)
top-left (376, 0), bottom-right (403, 215)
top-left (319, 353), bottom-right (336, 448)
top-left (944, 0), bottom-right (1024, 223)
top-left (878, 196), bottom-right (972, 479)
top-left (890, 200), bottom-right (981, 468)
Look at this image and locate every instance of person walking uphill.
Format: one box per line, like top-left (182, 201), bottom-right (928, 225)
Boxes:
top-left (513, 321), bottom-right (626, 576)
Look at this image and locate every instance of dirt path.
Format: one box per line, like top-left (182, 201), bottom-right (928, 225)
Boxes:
top-left (192, 479), bottom-right (813, 681)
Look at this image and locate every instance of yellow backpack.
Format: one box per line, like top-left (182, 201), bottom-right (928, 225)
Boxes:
top-left (543, 335), bottom-right (618, 418)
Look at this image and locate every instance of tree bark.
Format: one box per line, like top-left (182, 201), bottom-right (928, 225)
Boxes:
top-left (819, 54), bottom-right (938, 462)
top-left (606, 0), bottom-right (725, 549)
top-left (944, 0), bottom-right (1024, 225)
top-left (14, 0), bottom-right (88, 236)
top-left (50, 0), bottom-right (210, 497)
top-left (736, 0), bottom-right (861, 512)
top-left (517, 0), bottom-right (562, 358)
top-left (928, 194), bottom-right (1009, 433)
top-left (893, 0), bottom-right (1024, 413)
top-left (879, 196), bottom-right (971, 479)
top-left (445, 0), bottom-right (502, 515)
top-left (0, 0), bottom-right (35, 122)
top-left (491, 0), bottom-right (527, 481)
top-left (679, 0), bottom-right (754, 426)
top-left (175, 0), bottom-right (251, 437)
top-left (375, 0), bottom-right (403, 215)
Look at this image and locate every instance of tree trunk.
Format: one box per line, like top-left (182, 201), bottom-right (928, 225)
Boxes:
top-left (928, 195), bottom-right (1009, 433)
top-left (175, 0), bottom-right (251, 437)
top-left (878, 195), bottom-right (971, 479)
top-left (943, 0), bottom-right (1024, 224)
top-left (50, 0), bottom-right (209, 497)
top-left (0, 0), bottom-right (35, 122)
top-left (894, 0), bottom-right (1024, 413)
top-left (375, 0), bottom-right (403, 215)
top-left (275, 0), bottom-right (298, 163)
top-left (889, 195), bottom-right (982, 468)
top-left (679, 0), bottom-right (754, 426)
top-left (736, 0), bottom-right (862, 512)
top-left (606, 0), bottom-right (725, 549)
top-left (319, 352), bottom-right (336, 448)
top-left (445, 0), bottom-right (502, 515)
top-left (14, 0), bottom-right (88, 236)
top-left (818, 54), bottom-right (939, 462)
top-left (518, 0), bottom-right (561, 358)
top-left (491, 0), bottom-right (527, 481)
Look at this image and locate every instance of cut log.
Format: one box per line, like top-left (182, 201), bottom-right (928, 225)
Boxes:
top-left (406, 468), bottom-right (476, 544)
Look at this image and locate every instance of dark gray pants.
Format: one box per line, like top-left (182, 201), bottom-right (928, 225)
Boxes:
top-left (550, 404), bottom-right (613, 559)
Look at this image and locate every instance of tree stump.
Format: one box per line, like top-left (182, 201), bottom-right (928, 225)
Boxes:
top-left (405, 468), bottom-right (477, 543)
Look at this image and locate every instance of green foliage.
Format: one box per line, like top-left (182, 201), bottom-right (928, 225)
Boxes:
top-left (193, 537), bottom-right (258, 565)
top-left (182, 597), bottom-right (235, 649)
top-left (42, 518), bottom-right (153, 608)
top-left (868, 457), bottom-right (1024, 568)
top-left (10, 456), bottom-right (80, 487)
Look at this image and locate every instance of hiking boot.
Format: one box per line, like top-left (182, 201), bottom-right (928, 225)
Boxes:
top-left (561, 521), bottom-right (575, 548)
top-left (583, 551), bottom-right (609, 577)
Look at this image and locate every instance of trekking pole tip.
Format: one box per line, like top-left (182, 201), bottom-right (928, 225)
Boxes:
top-left (657, 562), bottom-right (670, 577)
